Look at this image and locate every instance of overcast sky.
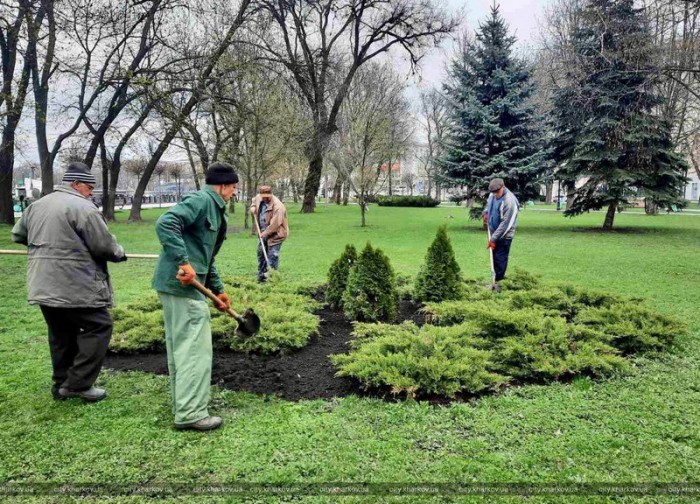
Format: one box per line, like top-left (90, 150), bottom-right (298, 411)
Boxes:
top-left (405, 0), bottom-right (554, 91)
top-left (16, 0), bottom-right (555, 169)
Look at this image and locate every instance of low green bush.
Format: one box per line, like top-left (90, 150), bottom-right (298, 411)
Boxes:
top-left (414, 226), bottom-right (462, 303)
top-left (110, 277), bottom-right (321, 354)
top-left (335, 271), bottom-right (682, 398)
top-left (332, 322), bottom-right (506, 397)
top-left (342, 243), bottom-right (399, 322)
top-left (325, 244), bottom-right (357, 309)
top-left (376, 195), bottom-right (440, 207)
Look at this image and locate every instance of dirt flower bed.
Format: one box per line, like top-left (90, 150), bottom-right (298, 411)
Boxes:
top-left (106, 271), bottom-right (683, 403)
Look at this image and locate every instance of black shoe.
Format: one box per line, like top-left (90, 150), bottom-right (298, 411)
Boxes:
top-left (58, 386), bottom-right (107, 402)
top-left (52, 386), bottom-right (66, 401)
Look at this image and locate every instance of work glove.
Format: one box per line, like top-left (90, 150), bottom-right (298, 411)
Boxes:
top-left (486, 241), bottom-right (497, 250)
top-left (215, 293), bottom-right (231, 312)
top-left (482, 213), bottom-right (488, 224)
top-left (176, 263), bottom-right (196, 285)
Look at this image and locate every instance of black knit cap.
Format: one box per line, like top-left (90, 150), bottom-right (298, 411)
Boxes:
top-left (205, 162), bottom-right (238, 185)
top-left (63, 162), bottom-right (96, 185)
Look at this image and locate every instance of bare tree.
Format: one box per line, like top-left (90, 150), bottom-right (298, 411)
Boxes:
top-left (128, 0), bottom-right (253, 221)
top-left (218, 53), bottom-right (309, 228)
top-left (417, 87), bottom-right (446, 200)
top-left (330, 62), bottom-right (406, 226)
top-left (0, 0), bottom-right (40, 224)
top-left (401, 169), bottom-right (416, 195)
top-left (249, 0), bottom-right (459, 213)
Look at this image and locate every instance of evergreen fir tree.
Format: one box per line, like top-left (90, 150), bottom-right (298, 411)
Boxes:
top-left (326, 244), bottom-right (358, 309)
top-left (551, 0), bottom-right (688, 230)
top-left (414, 226), bottom-right (462, 302)
top-left (440, 4), bottom-right (545, 216)
top-left (343, 243), bottom-right (399, 322)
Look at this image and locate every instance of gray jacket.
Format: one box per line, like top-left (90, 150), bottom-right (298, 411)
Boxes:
top-left (484, 189), bottom-right (519, 241)
top-left (11, 185), bottom-right (125, 308)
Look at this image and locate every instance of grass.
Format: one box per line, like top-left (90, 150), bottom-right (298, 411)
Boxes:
top-left (1, 201), bottom-right (700, 503)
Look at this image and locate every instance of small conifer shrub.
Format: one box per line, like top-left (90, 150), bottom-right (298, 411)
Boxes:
top-left (414, 226), bottom-right (462, 302)
top-left (325, 244), bottom-right (358, 309)
top-left (342, 243), bottom-right (399, 322)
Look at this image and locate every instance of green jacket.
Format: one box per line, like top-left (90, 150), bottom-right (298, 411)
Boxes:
top-left (152, 186), bottom-right (228, 299)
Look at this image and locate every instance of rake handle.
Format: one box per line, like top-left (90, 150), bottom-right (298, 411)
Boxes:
top-left (178, 270), bottom-right (242, 321)
top-left (253, 214), bottom-right (271, 266)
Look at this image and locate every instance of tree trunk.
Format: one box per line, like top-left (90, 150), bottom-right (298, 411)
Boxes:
top-left (603, 202), bottom-right (617, 230)
top-left (360, 193), bottom-right (366, 227)
top-left (302, 149), bottom-right (323, 213)
top-left (545, 181), bottom-right (554, 204)
top-left (183, 138), bottom-right (201, 190)
top-left (332, 175), bottom-right (342, 204)
top-left (100, 141), bottom-right (115, 221)
top-left (644, 199), bottom-right (658, 215)
top-left (342, 179), bottom-right (350, 205)
top-left (566, 184), bottom-right (575, 211)
top-left (0, 131), bottom-right (16, 225)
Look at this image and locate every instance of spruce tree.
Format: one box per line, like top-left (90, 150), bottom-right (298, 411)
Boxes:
top-left (343, 243), bottom-right (399, 322)
top-left (326, 244), bottom-right (358, 309)
top-left (440, 4), bottom-right (545, 216)
top-left (551, 0), bottom-right (688, 230)
top-left (414, 226), bottom-right (462, 302)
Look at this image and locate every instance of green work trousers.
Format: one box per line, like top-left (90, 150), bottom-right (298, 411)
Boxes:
top-left (158, 292), bottom-right (212, 425)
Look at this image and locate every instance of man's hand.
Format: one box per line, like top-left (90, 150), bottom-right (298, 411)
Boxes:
top-left (176, 264), bottom-right (196, 285)
top-left (482, 213), bottom-right (489, 224)
top-left (216, 293), bottom-right (231, 312)
top-left (486, 241), bottom-right (497, 250)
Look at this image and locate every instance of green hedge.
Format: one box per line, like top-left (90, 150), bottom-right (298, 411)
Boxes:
top-left (333, 271), bottom-right (684, 398)
top-left (376, 195), bottom-right (440, 207)
top-left (111, 276), bottom-right (320, 354)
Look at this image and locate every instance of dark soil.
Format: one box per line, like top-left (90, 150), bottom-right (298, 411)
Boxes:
top-left (104, 299), bottom-right (424, 402)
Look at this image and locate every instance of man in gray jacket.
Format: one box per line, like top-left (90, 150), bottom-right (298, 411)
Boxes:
top-left (482, 178), bottom-right (519, 284)
top-left (11, 162), bottom-right (127, 402)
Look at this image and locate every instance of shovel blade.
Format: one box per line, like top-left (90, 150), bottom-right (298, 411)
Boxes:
top-left (234, 308), bottom-right (261, 338)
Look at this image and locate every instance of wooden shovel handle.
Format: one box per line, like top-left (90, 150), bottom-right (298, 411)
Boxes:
top-left (253, 215), bottom-right (270, 265)
top-left (179, 271), bottom-right (242, 320)
top-left (0, 249), bottom-right (158, 259)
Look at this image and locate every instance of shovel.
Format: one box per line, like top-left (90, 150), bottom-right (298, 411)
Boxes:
top-left (178, 270), bottom-right (260, 338)
top-left (253, 215), bottom-right (272, 280)
top-left (486, 227), bottom-right (501, 292)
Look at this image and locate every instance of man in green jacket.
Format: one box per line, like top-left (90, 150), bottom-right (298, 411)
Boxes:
top-left (152, 162), bottom-right (238, 431)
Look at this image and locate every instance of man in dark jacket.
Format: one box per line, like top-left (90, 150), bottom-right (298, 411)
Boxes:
top-left (152, 162), bottom-right (238, 432)
top-left (11, 162), bottom-right (127, 402)
top-left (482, 178), bottom-right (520, 284)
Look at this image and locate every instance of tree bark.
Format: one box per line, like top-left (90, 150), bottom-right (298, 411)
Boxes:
top-left (302, 146), bottom-right (324, 213)
top-left (603, 202), bottom-right (617, 230)
top-left (545, 181), bottom-right (554, 204)
top-left (0, 131), bottom-right (17, 224)
top-left (100, 140), bottom-right (114, 221)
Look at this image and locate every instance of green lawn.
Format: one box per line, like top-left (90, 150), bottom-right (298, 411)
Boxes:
top-left (1, 202), bottom-right (699, 503)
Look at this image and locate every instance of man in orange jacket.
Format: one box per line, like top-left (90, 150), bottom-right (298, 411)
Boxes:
top-left (249, 186), bottom-right (289, 282)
